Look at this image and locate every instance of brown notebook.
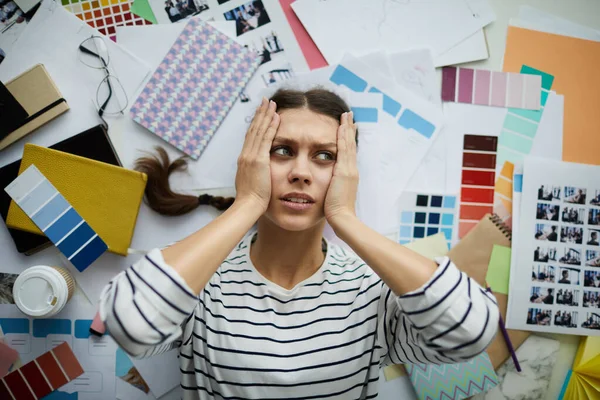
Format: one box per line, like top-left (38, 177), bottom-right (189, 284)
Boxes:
top-left (447, 213), bottom-right (530, 369)
top-left (0, 64), bottom-right (69, 151)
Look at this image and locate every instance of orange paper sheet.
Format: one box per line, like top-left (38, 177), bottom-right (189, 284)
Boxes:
top-left (503, 26), bottom-right (600, 166)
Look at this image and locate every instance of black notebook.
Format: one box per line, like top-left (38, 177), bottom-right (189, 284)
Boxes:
top-left (1, 124), bottom-right (122, 255)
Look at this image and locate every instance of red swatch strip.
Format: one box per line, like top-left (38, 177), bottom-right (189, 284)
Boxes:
top-left (459, 134), bottom-right (498, 238)
top-left (0, 342), bottom-right (83, 399)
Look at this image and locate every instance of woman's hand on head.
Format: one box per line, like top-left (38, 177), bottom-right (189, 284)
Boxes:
top-left (234, 97), bottom-right (280, 213)
top-left (324, 111), bottom-right (359, 223)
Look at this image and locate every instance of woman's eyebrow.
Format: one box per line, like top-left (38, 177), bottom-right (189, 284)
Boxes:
top-left (272, 137), bottom-right (337, 148)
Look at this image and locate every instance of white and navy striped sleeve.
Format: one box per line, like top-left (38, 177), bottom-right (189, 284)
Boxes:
top-left (378, 257), bottom-right (499, 366)
top-left (98, 248), bottom-right (199, 358)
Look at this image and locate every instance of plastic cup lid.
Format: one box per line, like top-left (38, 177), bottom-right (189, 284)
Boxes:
top-left (13, 268), bottom-right (62, 317)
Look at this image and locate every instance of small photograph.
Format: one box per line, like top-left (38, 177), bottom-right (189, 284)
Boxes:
top-left (586, 250), bottom-right (600, 267)
top-left (562, 207), bottom-right (586, 225)
top-left (590, 189), bottom-right (600, 206)
top-left (261, 64), bottom-right (294, 86)
top-left (116, 348), bottom-right (150, 393)
top-left (535, 224), bottom-right (558, 242)
top-left (559, 247), bottom-right (581, 266)
top-left (529, 287), bottom-right (554, 305)
top-left (224, 0), bottom-right (271, 37)
top-left (560, 226), bottom-right (583, 244)
top-left (531, 265), bottom-right (555, 283)
top-left (536, 203), bottom-right (559, 221)
top-left (588, 229), bottom-right (600, 246)
top-left (533, 246), bottom-right (557, 263)
top-left (554, 310), bottom-right (578, 328)
top-left (558, 266), bottom-right (580, 285)
top-left (556, 288), bottom-right (579, 306)
top-left (564, 187), bottom-right (586, 204)
top-left (589, 208), bottom-right (600, 226)
top-left (246, 31), bottom-right (285, 65)
top-left (583, 290), bottom-right (600, 308)
top-left (584, 270), bottom-right (600, 288)
top-left (0, 1), bottom-right (25, 30)
top-left (526, 308), bottom-right (551, 326)
top-left (163, 0), bottom-right (210, 23)
top-left (0, 273), bottom-right (18, 304)
top-left (581, 312), bottom-right (600, 330)
top-left (537, 184), bottom-right (561, 201)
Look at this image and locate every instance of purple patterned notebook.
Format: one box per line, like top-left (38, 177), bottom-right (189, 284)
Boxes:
top-left (130, 18), bottom-right (260, 160)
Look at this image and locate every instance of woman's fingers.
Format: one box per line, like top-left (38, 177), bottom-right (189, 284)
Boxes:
top-left (241, 97), bottom-right (268, 156)
top-left (257, 112), bottom-right (280, 158)
top-left (252, 100), bottom-right (277, 152)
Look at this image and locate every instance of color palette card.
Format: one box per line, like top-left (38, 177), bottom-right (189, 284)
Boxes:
top-left (4, 165), bottom-right (108, 272)
top-left (493, 161), bottom-right (515, 228)
top-left (406, 352), bottom-right (498, 400)
top-left (130, 17), bottom-right (261, 160)
top-left (442, 66), bottom-right (542, 110)
top-left (459, 135), bottom-right (498, 238)
top-left (0, 342), bottom-right (83, 400)
top-left (0, 303), bottom-right (118, 399)
top-left (496, 65), bottom-right (555, 167)
top-left (398, 192), bottom-right (457, 249)
top-left (62, 0), bottom-right (151, 41)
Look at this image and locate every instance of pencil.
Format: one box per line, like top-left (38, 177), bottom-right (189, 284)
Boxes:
top-left (485, 285), bottom-right (522, 372)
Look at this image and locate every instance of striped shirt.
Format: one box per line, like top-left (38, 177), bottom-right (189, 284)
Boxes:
top-left (99, 231), bottom-right (499, 399)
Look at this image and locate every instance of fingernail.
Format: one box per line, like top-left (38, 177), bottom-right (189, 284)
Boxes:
top-left (349, 111), bottom-right (354, 119)
top-left (262, 97), bottom-right (268, 106)
top-left (269, 100), bottom-right (276, 110)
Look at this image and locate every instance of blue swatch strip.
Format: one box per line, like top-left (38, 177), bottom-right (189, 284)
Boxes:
top-left (351, 107), bottom-right (378, 123)
top-left (7, 166), bottom-right (107, 272)
top-left (74, 319), bottom-right (93, 339)
top-left (0, 318), bottom-right (29, 334)
top-left (32, 319), bottom-right (71, 338)
top-left (398, 110), bottom-right (435, 139)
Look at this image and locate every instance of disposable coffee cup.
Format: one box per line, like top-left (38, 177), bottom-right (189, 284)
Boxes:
top-left (12, 266), bottom-right (75, 318)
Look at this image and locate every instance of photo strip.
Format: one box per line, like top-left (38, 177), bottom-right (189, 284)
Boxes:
top-left (163, 0), bottom-right (210, 23)
top-left (559, 248), bottom-right (581, 266)
top-left (591, 189), bottom-right (600, 206)
top-left (560, 226), bottom-right (583, 244)
top-left (532, 264), bottom-right (555, 283)
top-left (224, 0), bottom-right (271, 37)
top-left (537, 184), bottom-right (561, 201)
top-left (586, 250), bottom-right (600, 267)
top-left (530, 287), bottom-right (554, 305)
top-left (582, 312), bottom-right (600, 330)
top-left (584, 270), bottom-right (600, 288)
top-left (563, 186), bottom-right (586, 204)
top-left (533, 245), bottom-right (557, 263)
top-left (583, 290), bottom-right (600, 309)
top-left (554, 310), bottom-right (578, 328)
top-left (558, 266), bottom-right (580, 285)
top-left (535, 223), bottom-right (558, 242)
top-left (245, 30), bottom-right (285, 65)
top-left (562, 206), bottom-right (585, 224)
top-left (588, 229), bottom-right (600, 246)
top-left (260, 63), bottom-right (293, 86)
top-left (526, 308), bottom-right (551, 326)
top-left (556, 288), bottom-right (579, 307)
top-left (589, 208), bottom-right (600, 226)
top-left (536, 203), bottom-right (559, 221)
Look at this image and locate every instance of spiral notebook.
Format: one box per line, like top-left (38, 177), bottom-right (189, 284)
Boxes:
top-left (447, 213), bottom-right (530, 370)
top-left (129, 17), bottom-right (261, 160)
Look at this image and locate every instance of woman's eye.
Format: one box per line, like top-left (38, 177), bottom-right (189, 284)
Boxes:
top-left (272, 147), bottom-right (291, 156)
top-left (316, 152), bottom-right (335, 161)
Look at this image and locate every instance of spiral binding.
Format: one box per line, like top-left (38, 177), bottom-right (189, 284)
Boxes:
top-left (489, 213), bottom-right (512, 241)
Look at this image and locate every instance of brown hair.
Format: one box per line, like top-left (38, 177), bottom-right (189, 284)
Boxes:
top-left (135, 87), bottom-right (355, 216)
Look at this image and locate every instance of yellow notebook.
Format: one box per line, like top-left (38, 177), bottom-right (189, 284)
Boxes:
top-left (561, 336), bottom-right (600, 400)
top-left (6, 144), bottom-right (147, 256)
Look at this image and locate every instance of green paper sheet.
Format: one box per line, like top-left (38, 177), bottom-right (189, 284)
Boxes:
top-left (131, 0), bottom-right (157, 24)
top-left (486, 245), bottom-right (511, 295)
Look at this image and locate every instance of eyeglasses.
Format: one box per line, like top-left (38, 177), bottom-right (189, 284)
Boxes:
top-left (78, 35), bottom-right (128, 118)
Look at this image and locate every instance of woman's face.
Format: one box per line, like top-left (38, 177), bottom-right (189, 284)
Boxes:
top-left (263, 108), bottom-right (339, 232)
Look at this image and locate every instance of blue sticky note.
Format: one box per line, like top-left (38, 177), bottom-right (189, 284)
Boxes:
top-left (329, 65), bottom-right (368, 92)
top-left (369, 87), bottom-right (402, 116)
top-left (74, 320), bottom-right (93, 339)
top-left (0, 318), bottom-right (29, 334)
top-left (351, 107), bottom-right (378, 123)
top-left (398, 109), bottom-right (435, 139)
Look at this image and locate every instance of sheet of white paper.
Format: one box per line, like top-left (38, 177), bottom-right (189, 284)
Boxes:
top-left (405, 128), bottom-right (447, 194)
top-left (530, 93), bottom-right (564, 160)
top-left (435, 29), bottom-right (489, 67)
top-left (505, 156), bottom-right (600, 336)
top-left (359, 50), bottom-right (394, 79)
top-left (0, 0), bottom-right (151, 168)
top-left (514, 6), bottom-right (600, 41)
top-left (387, 48), bottom-right (440, 107)
top-left (0, 302), bottom-right (118, 399)
top-left (292, 0), bottom-right (494, 66)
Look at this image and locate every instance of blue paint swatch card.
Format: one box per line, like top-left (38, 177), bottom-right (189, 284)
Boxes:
top-left (4, 165), bottom-right (107, 272)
